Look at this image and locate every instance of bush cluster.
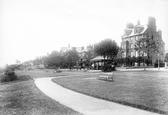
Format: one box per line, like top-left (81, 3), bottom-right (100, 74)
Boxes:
top-left (0, 68), bottom-right (17, 82)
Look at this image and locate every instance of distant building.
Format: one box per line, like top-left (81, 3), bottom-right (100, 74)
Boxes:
top-left (60, 44), bottom-right (84, 53)
top-left (71, 46), bottom-right (84, 52)
top-left (60, 45), bottom-right (86, 67)
top-left (121, 17), bottom-right (165, 64)
top-left (60, 47), bottom-right (70, 53)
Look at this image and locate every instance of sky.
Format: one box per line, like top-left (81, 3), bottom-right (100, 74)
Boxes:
top-left (0, 0), bottom-right (168, 67)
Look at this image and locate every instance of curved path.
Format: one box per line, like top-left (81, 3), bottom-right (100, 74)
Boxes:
top-left (34, 77), bottom-right (160, 115)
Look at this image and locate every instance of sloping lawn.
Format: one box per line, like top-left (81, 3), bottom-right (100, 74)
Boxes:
top-left (52, 70), bottom-right (168, 114)
top-left (0, 73), bottom-right (82, 115)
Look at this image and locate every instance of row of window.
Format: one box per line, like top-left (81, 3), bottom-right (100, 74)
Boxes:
top-left (122, 51), bottom-right (147, 58)
top-left (121, 43), bottom-right (134, 49)
top-left (123, 35), bottom-right (146, 42)
top-left (122, 52), bottom-right (164, 59)
top-left (122, 41), bottom-right (147, 50)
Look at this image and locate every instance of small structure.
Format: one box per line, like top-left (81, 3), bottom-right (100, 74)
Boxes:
top-left (53, 67), bottom-right (62, 73)
top-left (90, 56), bottom-right (107, 70)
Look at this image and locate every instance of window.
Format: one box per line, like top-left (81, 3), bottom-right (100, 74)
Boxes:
top-left (140, 42), bottom-right (143, 47)
top-left (131, 51), bottom-right (133, 57)
top-left (121, 45), bottom-right (123, 49)
top-left (139, 35), bottom-right (142, 40)
top-left (144, 42), bottom-right (146, 47)
top-left (123, 45), bottom-right (126, 49)
top-left (161, 47), bottom-right (163, 51)
top-left (135, 36), bottom-right (138, 41)
top-left (135, 51), bottom-right (138, 57)
top-left (140, 51), bottom-right (143, 56)
top-left (126, 38), bottom-right (129, 41)
top-left (122, 52), bottom-right (126, 58)
top-left (130, 43), bottom-right (133, 49)
top-left (130, 37), bottom-right (134, 42)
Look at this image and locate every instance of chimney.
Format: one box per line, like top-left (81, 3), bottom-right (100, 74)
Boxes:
top-left (137, 20), bottom-right (140, 25)
top-left (158, 29), bottom-right (162, 38)
top-left (148, 16), bottom-right (156, 33)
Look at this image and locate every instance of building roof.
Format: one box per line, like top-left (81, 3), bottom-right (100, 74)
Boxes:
top-left (122, 25), bottom-right (148, 38)
top-left (90, 56), bottom-right (107, 62)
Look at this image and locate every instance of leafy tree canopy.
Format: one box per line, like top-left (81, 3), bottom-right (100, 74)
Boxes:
top-left (94, 38), bottom-right (119, 61)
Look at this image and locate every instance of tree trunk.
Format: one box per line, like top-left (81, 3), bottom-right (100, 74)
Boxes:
top-left (103, 56), bottom-right (105, 71)
top-left (143, 55), bottom-right (146, 71)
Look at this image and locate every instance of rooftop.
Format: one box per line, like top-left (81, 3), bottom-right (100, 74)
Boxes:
top-left (122, 25), bottom-right (148, 38)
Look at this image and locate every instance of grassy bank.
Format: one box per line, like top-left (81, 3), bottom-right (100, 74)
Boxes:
top-left (52, 70), bottom-right (168, 114)
top-left (0, 73), bottom-right (81, 115)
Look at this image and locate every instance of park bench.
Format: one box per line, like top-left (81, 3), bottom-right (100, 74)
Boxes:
top-left (98, 72), bottom-right (114, 81)
top-left (53, 68), bottom-right (62, 73)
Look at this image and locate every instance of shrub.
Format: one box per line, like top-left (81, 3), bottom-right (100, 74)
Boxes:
top-left (102, 63), bottom-right (116, 72)
top-left (0, 68), bottom-right (17, 82)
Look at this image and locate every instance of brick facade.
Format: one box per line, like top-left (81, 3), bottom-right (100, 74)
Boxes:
top-left (121, 17), bottom-right (165, 64)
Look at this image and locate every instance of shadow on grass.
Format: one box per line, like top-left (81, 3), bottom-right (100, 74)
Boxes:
top-left (0, 75), bottom-right (33, 85)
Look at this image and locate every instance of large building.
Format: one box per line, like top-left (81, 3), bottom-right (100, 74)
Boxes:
top-left (121, 17), bottom-right (165, 64)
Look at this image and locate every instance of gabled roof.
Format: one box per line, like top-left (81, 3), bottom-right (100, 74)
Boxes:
top-left (122, 25), bottom-right (148, 38)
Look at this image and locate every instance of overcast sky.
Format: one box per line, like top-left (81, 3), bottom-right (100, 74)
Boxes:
top-left (0, 0), bottom-right (168, 67)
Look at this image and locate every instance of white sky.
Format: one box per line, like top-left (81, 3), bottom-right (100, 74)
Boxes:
top-left (0, 0), bottom-right (168, 67)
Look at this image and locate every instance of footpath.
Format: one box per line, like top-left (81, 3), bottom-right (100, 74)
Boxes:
top-left (34, 77), bottom-right (161, 115)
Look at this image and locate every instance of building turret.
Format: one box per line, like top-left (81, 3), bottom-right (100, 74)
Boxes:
top-left (126, 22), bottom-right (134, 29)
top-left (148, 16), bottom-right (156, 33)
top-left (137, 20), bottom-right (140, 25)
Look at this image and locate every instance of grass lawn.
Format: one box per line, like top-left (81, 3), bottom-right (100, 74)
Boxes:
top-left (52, 70), bottom-right (168, 114)
top-left (0, 72), bottom-right (82, 115)
top-left (16, 69), bottom-right (89, 78)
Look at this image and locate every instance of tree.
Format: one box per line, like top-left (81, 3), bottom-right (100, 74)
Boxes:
top-left (65, 50), bottom-right (79, 70)
top-left (145, 58), bottom-right (152, 66)
top-left (164, 53), bottom-right (168, 68)
top-left (33, 57), bottom-right (43, 66)
top-left (0, 64), bottom-right (18, 82)
top-left (125, 56), bottom-right (131, 66)
top-left (85, 44), bottom-right (96, 69)
top-left (44, 51), bottom-right (64, 69)
top-left (134, 35), bottom-right (158, 70)
top-left (130, 56), bottom-right (137, 66)
top-left (94, 38), bottom-right (119, 71)
top-left (136, 56), bottom-right (143, 66)
top-left (116, 57), bottom-right (125, 66)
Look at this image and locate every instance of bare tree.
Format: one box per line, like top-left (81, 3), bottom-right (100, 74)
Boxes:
top-left (134, 35), bottom-right (158, 70)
